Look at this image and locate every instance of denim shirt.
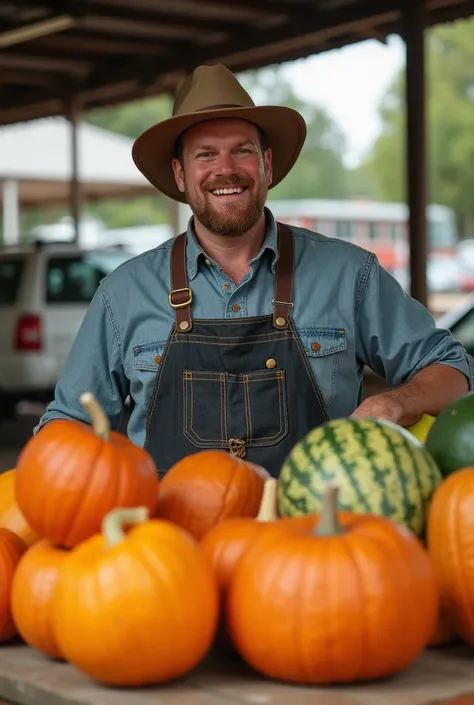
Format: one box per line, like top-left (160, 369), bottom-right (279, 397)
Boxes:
top-left (35, 207), bottom-right (474, 446)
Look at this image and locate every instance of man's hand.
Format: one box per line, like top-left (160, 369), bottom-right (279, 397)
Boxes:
top-left (351, 364), bottom-right (470, 428)
top-left (351, 393), bottom-right (407, 425)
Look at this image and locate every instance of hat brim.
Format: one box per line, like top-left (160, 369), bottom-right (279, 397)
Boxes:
top-left (131, 105), bottom-right (306, 203)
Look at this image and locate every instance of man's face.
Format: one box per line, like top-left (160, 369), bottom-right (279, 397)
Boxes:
top-left (172, 118), bottom-right (272, 236)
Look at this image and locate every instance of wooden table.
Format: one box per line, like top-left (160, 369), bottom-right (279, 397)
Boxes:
top-left (0, 643), bottom-right (473, 705)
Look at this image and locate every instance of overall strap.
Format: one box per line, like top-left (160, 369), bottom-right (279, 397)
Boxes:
top-left (169, 231), bottom-right (193, 332)
top-left (272, 222), bottom-right (294, 329)
top-left (169, 221), bottom-right (295, 332)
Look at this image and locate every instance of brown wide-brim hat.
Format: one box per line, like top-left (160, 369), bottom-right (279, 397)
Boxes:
top-left (132, 63), bottom-right (307, 203)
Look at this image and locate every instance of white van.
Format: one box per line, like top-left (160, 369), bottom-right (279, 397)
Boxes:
top-left (0, 241), bottom-right (131, 419)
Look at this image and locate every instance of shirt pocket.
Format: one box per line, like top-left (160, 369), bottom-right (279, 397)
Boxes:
top-left (296, 327), bottom-right (347, 406)
top-left (131, 341), bottom-right (168, 408)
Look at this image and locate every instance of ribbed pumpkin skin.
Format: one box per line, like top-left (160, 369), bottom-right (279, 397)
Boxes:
top-left (11, 539), bottom-right (69, 659)
top-left (0, 469), bottom-right (40, 547)
top-left (156, 450), bottom-right (270, 540)
top-left (51, 518), bottom-right (219, 686)
top-left (278, 418), bottom-right (442, 536)
top-left (0, 528), bottom-right (27, 642)
top-left (227, 513), bottom-right (438, 685)
top-left (427, 467), bottom-right (474, 645)
top-left (15, 420), bottom-right (160, 548)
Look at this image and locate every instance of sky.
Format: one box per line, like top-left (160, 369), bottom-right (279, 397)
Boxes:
top-left (281, 34), bottom-right (406, 168)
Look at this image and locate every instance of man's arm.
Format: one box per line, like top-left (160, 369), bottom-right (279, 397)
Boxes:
top-left (353, 255), bottom-right (474, 426)
top-left (34, 283), bottom-right (128, 435)
top-left (352, 363), bottom-right (468, 425)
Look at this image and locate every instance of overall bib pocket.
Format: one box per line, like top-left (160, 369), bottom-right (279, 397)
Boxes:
top-left (182, 368), bottom-right (289, 449)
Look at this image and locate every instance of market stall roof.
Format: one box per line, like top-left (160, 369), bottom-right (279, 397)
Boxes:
top-left (0, 117), bottom-right (154, 205)
top-left (1, 0), bottom-right (473, 126)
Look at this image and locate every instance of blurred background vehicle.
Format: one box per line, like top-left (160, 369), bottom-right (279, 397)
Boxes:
top-left (0, 241), bottom-right (132, 420)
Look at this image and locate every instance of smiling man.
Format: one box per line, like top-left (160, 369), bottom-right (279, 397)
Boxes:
top-left (35, 63), bottom-right (474, 478)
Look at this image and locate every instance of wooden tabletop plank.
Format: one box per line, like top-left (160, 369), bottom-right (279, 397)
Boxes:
top-left (0, 643), bottom-right (473, 705)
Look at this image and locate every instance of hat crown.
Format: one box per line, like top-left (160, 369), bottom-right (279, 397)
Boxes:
top-left (173, 64), bottom-right (255, 117)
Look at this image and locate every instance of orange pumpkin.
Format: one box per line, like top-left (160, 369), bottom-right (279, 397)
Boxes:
top-left (227, 484), bottom-right (438, 685)
top-left (201, 478), bottom-right (278, 651)
top-left (0, 469), bottom-right (40, 547)
top-left (11, 539), bottom-right (69, 659)
top-left (0, 528), bottom-right (27, 642)
top-left (51, 506), bottom-right (219, 686)
top-left (156, 449), bottom-right (270, 540)
top-left (201, 477), bottom-right (278, 594)
top-left (427, 467), bottom-right (474, 646)
top-left (15, 393), bottom-right (160, 548)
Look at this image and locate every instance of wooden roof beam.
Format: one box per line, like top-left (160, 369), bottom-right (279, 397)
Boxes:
top-left (21, 0), bottom-right (281, 33)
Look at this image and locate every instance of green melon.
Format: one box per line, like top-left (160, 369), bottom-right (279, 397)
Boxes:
top-left (277, 417), bottom-right (442, 536)
top-left (425, 392), bottom-right (474, 477)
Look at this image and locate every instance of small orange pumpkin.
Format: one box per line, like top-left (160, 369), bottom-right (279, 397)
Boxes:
top-left (156, 449), bottom-right (270, 540)
top-left (15, 393), bottom-right (160, 548)
top-left (0, 469), bottom-right (40, 547)
top-left (0, 528), bottom-right (27, 643)
top-left (227, 484), bottom-right (438, 685)
top-left (427, 467), bottom-right (474, 646)
top-left (201, 478), bottom-right (278, 651)
top-left (201, 477), bottom-right (278, 594)
top-left (51, 506), bottom-right (219, 686)
top-left (11, 539), bottom-right (69, 659)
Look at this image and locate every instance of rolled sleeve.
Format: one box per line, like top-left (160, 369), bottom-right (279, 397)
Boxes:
top-left (34, 284), bottom-right (129, 434)
top-left (356, 255), bottom-right (474, 390)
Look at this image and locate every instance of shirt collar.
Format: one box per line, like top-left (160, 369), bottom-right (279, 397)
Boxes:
top-left (186, 206), bottom-right (279, 280)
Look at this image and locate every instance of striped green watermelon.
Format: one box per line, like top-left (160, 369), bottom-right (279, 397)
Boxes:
top-left (277, 417), bottom-right (442, 536)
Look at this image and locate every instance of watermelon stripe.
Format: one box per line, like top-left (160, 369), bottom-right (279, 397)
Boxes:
top-left (320, 422), bottom-right (371, 512)
top-left (376, 422), bottom-right (418, 523)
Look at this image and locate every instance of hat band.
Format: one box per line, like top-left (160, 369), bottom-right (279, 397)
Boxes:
top-left (194, 103), bottom-right (247, 112)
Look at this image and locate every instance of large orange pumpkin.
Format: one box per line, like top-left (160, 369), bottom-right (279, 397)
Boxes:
top-left (0, 469), bottom-right (40, 547)
top-left (156, 449), bottom-right (270, 540)
top-left (51, 506), bottom-right (219, 686)
top-left (11, 539), bottom-right (69, 659)
top-left (0, 528), bottom-right (27, 642)
top-left (427, 467), bottom-right (474, 646)
top-left (227, 484), bottom-right (438, 685)
top-left (15, 393), bottom-right (160, 548)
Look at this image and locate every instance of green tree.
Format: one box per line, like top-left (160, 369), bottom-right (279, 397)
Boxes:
top-left (367, 18), bottom-right (474, 236)
top-left (239, 68), bottom-right (350, 199)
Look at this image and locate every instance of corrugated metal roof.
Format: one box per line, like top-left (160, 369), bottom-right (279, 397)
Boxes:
top-left (0, 0), bottom-right (473, 125)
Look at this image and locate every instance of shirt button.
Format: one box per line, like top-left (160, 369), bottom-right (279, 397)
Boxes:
top-left (154, 355), bottom-right (162, 364)
top-left (232, 304), bottom-right (241, 312)
top-left (205, 259), bottom-right (211, 266)
top-left (223, 283), bottom-right (231, 291)
top-left (311, 342), bottom-right (321, 351)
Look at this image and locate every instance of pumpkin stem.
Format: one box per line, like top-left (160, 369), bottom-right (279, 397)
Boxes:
top-left (255, 478), bottom-right (278, 522)
top-left (103, 506), bottom-right (150, 548)
top-left (80, 392), bottom-right (110, 441)
top-left (314, 484), bottom-right (345, 537)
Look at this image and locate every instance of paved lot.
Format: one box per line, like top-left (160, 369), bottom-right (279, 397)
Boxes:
top-left (0, 403), bottom-right (131, 473)
top-left (0, 406), bottom-right (41, 472)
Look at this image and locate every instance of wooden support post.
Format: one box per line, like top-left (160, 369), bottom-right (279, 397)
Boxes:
top-left (66, 98), bottom-right (82, 244)
top-left (402, 0), bottom-right (428, 306)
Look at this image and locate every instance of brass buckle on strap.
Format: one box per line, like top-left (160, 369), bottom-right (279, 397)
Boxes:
top-left (272, 299), bottom-right (294, 308)
top-left (169, 287), bottom-right (193, 309)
